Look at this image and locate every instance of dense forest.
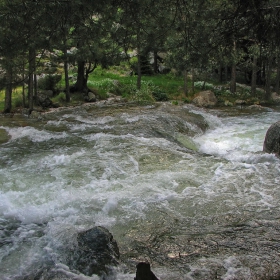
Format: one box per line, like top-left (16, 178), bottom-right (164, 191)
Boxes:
top-left (1, 0), bottom-right (280, 113)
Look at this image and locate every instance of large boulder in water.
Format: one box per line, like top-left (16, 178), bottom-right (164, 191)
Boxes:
top-left (67, 226), bottom-right (120, 277)
top-left (192, 90), bottom-right (217, 108)
top-left (263, 121), bottom-right (280, 155)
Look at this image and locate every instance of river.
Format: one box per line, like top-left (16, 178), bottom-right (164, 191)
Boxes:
top-left (0, 102), bottom-right (280, 280)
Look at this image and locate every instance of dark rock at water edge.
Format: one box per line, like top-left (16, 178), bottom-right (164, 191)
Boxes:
top-left (20, 226), bottom-right (120, 279)
top-left (67, 226), bottom-right (120, 277)
top-left (134, 262), bottom-right (159, 280)
top-left (263, 121), bottom-right (280, 156)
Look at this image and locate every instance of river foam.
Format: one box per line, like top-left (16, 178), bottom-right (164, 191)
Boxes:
top-left (1, 104), bottom-right (280, 279)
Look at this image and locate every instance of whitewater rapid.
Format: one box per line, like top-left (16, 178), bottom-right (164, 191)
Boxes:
top-left (0, 103), bottom-right (280, 279)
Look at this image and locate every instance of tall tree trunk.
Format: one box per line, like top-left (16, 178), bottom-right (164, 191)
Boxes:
top-left (22, 61), bottom-right (26, 108)
top-left (225, 65), bottom-right (229, 82)
top-left (34, 72), bottom-right (37, 105)
top-left (28, 48), bottom-right (36, 111)
top-left (183, 69), bottom-right (188, 96)
top-left (230, 64), bottom-right (236, 94)
top-left (251, 55), bottom-right (257, 97)
top-left (75, 60), bottom-right (87, 92)
top-left (4, 64), bottom-right (13, 113)
top-left (136, 29), bottom-right (142, 90)
top-left (137, 51), bottom-right (142, 90)
top-left (153, 50), bottom-right (158, 74)
top-left (275, 56), bottom-right (280, 95)
top-left (265, 55), bottom-right (273, 100)
top-left (191, 68), bottom-right (195, 94)
top-left (230, 40), bottom-right (237, 94)
top-left (64, 46), bottom-right (70, 102)
top-left (218, 64), bottom-right (223, 83)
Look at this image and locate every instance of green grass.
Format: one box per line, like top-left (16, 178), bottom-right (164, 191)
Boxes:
top-left (0, 90), bottom-right (4, 111)
top-left (0, 88), bottom-right (24, 112)
top-left (5, 64), bottom-right (268, 112)
top-left (87, 66), bottom-right (187, 101)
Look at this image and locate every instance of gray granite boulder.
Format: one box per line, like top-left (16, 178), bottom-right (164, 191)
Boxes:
top-left (263, 121), bottom-right (280, 156)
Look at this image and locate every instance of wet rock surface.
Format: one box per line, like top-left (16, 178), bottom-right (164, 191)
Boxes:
top-left (263, 121), bottom-right (280, 155)
top-left (67, 226), bottom-right (120, 276)
top-left (135, 262), bottom-right (159, 280)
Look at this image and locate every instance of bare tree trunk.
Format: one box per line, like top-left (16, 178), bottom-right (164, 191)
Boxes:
top-left (153, 50), bottom-right (158, 74)
top-left (230, 64), bottom-right (236, 94)
top-left (22, 61), bottom-right (26, 108)
top-left (4, 64), bottom-right (13, 113)
top-left (136, 29), bottom-right (142, 90)
top-left (251, 55), bottom-right (257, 97)
top-left (218, 64), bottom-right (223, 83)
top-left (75, 60), bottom-right (87, 92)
top-left (28, 48), bottom-right (36, 112)
top-left (275, 56), bottom-right (280, 95)
top-left (64, 46), bottom-right (70, 102)
top-left (183, 69), bottom-right (188, 96)
top-left (265, 55), bottom-right (273, 100)
top-left (230, 40), bottom-right (237, 94)
top-left (225, 65), bottom-right (229, 82)
top-left (191, 68), bottom-right (195, 94)
top-left (34, 72), bottom-right (37, 105)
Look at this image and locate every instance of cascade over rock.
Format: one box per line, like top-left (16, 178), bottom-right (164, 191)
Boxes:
top-left (263, 121), bottom-right (280, 155)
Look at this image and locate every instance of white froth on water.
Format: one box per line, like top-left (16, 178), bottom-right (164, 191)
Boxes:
top-left (1, 105), bottom-right (280, 279)
top-left (221, 256), bottom-right (251, 280)
top-left (6, 126), bottom-right (68, 142)
top-left (193, 111), bottom-right (280, 162)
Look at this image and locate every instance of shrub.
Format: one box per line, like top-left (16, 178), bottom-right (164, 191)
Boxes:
top-left (152, 90), bottom-right (169, 101)
top-left (37, 74), bottom-right (62, 92)
top-left (87, 78), bottom-right (122, 97)
top-left (122, 80), bottom-right (157, 103)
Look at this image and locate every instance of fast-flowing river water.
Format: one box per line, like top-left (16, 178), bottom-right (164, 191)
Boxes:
top-left (0, 102), bottom-right (280, 280)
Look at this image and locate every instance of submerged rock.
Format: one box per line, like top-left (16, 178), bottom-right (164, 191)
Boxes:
top-left (263, 121), bottom-right (280, 156)
top-left (67, 226), bottom-right (120, 277)
top-left (0, 128), bottom-right (10, 144)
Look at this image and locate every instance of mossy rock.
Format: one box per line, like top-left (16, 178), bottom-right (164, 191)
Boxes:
top-left (0, 128), bottom-right (10, 144)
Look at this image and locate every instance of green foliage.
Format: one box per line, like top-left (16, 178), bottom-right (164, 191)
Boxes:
top-left (0, 87), bottom-right (24, 112)
top-left (87, 65), bottom-right (185, 102)
top-left (0, 90), bottom-right (4, 111)
top-left (51, 92), bottom-right (66, 103)
top-left (121, 80), bottom-right (156, 103)
top-left (152, 90), bottom-right (169, 101)
top-left (37, 74), bottom-right (62, 92)
top-left (183, 97), bottom-right (191, 103)
top-left (51, 91), bottom-right (85, 106)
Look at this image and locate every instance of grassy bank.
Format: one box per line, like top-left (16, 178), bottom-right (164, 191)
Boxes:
top-left (0, 68), bottom-right (190, 111)
top-left (0, 65), bottom-right (272, 112)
